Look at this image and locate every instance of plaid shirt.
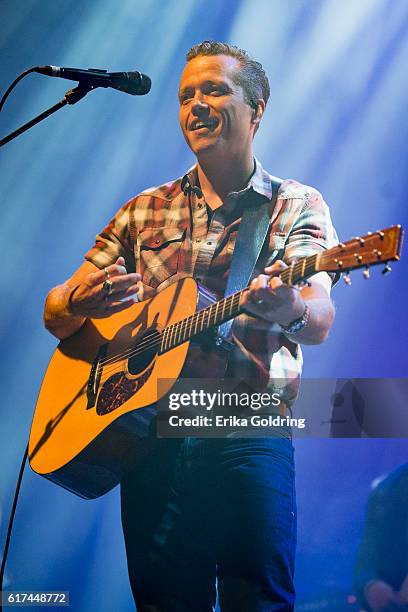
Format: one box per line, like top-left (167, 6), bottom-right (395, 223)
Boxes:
top-left (85, 158), bottom-right (338, 405)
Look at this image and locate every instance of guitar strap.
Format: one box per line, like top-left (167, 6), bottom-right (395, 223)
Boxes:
top-left (218, 177), bottom-right (283, 341)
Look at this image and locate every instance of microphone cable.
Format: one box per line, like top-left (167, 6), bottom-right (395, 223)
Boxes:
top-left (0, 67), bottom-right (39, 113)
top-left (0, 444), bottom-right (29, 612)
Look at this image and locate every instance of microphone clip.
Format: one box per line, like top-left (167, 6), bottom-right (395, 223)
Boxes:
top-left (181, 174), bottom-right (203, 199)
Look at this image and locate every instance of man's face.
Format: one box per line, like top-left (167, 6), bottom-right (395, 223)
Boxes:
top-left (179, 54), bottom-right (256, 160)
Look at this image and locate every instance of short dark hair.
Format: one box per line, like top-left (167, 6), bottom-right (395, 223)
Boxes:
top-left (186, 40), bottom-right (270, 109)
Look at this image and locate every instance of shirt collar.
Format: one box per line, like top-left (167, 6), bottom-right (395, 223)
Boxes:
top-left (248, 157), bottom-right (273, 200)
top-left (181, 157), bottom-right (275, 202)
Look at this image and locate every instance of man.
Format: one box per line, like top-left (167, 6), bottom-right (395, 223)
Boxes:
top-left (354, 463), bottom-right (408, 611)
top-left (44, 42), bottom-right (337, 611)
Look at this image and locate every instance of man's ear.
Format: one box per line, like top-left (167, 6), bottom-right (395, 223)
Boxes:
top-left (252, 100), bottom-right (265, 134)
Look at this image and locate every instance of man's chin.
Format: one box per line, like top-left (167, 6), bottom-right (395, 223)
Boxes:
top-left (188, 138), bottom-right (220, 157)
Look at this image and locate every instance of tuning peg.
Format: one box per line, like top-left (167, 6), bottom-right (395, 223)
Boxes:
top-left (343, 273), bottom-right (352, 285)
top-left (363, 266), bottom-right (370, 279)
top-left (382, 263), bottom-right (392, 275)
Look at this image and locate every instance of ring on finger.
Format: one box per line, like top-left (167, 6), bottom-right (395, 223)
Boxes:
top-left (104, 267), bottom-right (111, 279)
top-left (103, 278), bottom-right (114, 296)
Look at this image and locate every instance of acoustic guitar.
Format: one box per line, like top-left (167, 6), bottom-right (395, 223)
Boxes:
top-left (29, 226), bottom-right (403, 498)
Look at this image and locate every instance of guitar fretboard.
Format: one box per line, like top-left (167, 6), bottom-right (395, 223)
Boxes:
top-left (159, 252), bottom-right (320, 354)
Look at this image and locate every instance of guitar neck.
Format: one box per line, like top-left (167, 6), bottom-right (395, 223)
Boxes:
top-left (159, 253), bottom-right (320, 353)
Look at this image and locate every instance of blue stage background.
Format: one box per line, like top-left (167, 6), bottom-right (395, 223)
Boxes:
top-left (1, 1), bottom-right (407, 609)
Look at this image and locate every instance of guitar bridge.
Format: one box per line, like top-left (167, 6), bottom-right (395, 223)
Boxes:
top-left (87, 343), bottom-right (108, 410)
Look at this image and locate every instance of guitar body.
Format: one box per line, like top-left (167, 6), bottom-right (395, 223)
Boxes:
top-left (29, 277), bottom-right (226, 499)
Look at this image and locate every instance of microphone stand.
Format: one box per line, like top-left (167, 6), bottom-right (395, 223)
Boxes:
top-left (0, 78), bottom-right (95, 610)
top-left (0, 82), bottom-right (95, 147)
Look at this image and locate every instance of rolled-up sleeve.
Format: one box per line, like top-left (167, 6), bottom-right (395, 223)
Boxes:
top-left (285, 189), bottom-right (338, 258)
top-left (84, 199), bottom-right (135, 271)
top-left (280, 188), bottom-right (339, 285)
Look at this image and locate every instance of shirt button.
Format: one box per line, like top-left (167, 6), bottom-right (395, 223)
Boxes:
top-left (154, 239), bottom-right (160, 244)
top-left (196, 238), bottom-right (201, 243)
top-left (207, 241), bottom-right (212, 246)
top-left (198, 203), bottom-right (203, 209)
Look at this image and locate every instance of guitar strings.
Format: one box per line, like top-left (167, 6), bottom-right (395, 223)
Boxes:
top-left (100, 294), bottom-right (242, 375)
top-left (97, 292), bottom-right (242, 369)
top-left (100, 338), bottom-right (161, 373)
top-left (95, 257), bottom-right (315, 375)
top-left (97, 309), bottom-right (219, 369)
top-left (96, 258), bottom-right (313, 375)
top-left (99, 340), bottom-right (162, 377)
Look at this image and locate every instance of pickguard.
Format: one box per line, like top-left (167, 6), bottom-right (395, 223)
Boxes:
top-left (96, 364), bottom-right (154, 415)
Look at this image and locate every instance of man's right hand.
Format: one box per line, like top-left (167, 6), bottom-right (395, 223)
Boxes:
top-left (44, 257), bottom-right (142, 340)
top-left (69, 257), bottom-right (141, 319)
top-left (365, 581), bottom-right (408, 611)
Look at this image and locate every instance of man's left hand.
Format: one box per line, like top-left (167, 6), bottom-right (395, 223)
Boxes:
top-left (241, 260), bottom-right (306, 327)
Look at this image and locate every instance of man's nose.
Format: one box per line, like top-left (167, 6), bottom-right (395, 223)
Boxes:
top-left (191, 98), bottom-right (210, 116)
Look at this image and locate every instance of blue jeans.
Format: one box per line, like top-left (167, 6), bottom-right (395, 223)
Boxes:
top-left (121, 437), bottom-right (296, 611)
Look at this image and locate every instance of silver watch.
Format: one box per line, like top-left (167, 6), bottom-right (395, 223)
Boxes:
top-left (281, 304), bottom-right (310, 334)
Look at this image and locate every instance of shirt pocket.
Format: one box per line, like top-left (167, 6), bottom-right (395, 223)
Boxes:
top-left (138, 226), bottom-right (186, 288)
top-left (227, 231), bottom-right (287, 267)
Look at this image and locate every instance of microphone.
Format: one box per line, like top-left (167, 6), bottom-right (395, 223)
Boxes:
top-left (34, 66), bottom-right (151, 95)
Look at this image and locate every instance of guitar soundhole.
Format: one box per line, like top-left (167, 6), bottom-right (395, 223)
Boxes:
top-left (95, 328), bottom-right (161, 416)
top-left (127, 328), bottom-right (161, 375)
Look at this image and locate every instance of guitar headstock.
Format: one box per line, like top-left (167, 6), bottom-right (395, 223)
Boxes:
top-left (319, 225), bottom-right (404, 281)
